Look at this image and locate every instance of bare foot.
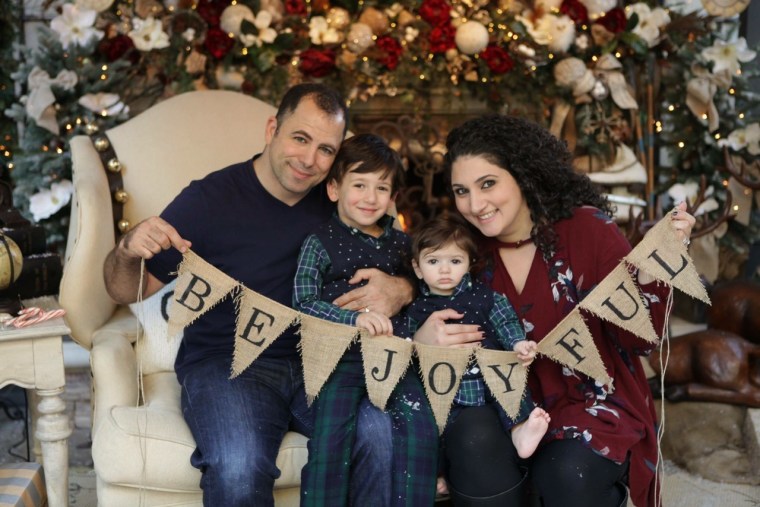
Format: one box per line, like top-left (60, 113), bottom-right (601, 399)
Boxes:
top-left (436, 476), bottom-right (449, 496)
top-left (511, 407), bottom-right (550, 459)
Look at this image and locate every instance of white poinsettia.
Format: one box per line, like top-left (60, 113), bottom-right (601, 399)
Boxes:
top-left (29, 180), bottom-right (75, 223)
top-left (667, 181), bottom-right (719, 216)
top-left (309, 16), bottom-right (342, 45)
top-left (521, 14), bottom-right (575, 53)
top-left (78, 93), bottom-right (128, 116)
top-left (723, 123), bottom-right (760, 155)
top-left (701, 38), bottom-right (757, 76)
top-left (579, 0), bottom-right (616, 19)
top-left (626, 3), bottom-right (670, 48)
top-left (240, 10), bottom-right (277, 48)
top-left (50, 3), bottom-right (104, 49)
top-left (128, 16), bottom-right (170, 51)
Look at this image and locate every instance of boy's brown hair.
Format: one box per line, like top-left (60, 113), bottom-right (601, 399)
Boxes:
top-left (411, 215), bottom-right (479, 266)
top-left (327, 133), bottom-right (405, 193)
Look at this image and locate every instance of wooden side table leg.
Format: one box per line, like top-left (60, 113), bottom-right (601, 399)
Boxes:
top-left (35, 387), bottom-right (73, 507)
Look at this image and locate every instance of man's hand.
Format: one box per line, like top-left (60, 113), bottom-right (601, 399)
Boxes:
top-left (413, 309), bottom-right (483, 349)
top-left (104, 216), bottom-right (189, 304)
top-left (333, 268), bottom-right (413, 317)
top-left (118, 216), bottom-right (192, 261)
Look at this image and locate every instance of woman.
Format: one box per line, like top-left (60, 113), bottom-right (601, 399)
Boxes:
top-left (414, 114), bottom-right (695, 507)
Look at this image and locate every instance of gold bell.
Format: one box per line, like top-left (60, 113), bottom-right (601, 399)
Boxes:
top-left (117, 219), bottom-right (131, 233)
top-left (85, 123), bottom-right (99, 135)
top-left (114, 189), bottom-right (129, 203)
top-left (94, 136), bottom-right (110, 151)
top-left (107, 158), bottom-right (121, 172)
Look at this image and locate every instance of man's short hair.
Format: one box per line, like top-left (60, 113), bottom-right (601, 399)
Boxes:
top-left (276, 83), bottom-right (349, 136)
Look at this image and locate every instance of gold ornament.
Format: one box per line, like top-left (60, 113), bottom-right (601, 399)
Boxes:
top-left (358, 7), bottom-right (389, 35)
top-left (94, 137), bottom-right (110, 152)
top-left (118, 219), bottom-right (131, 233)
top-left (84, 123), bottom-right (99, 135)
top-left (107, 158), bottom-right (122, 173)
top-left (114, 189), bottom-right (129, 203)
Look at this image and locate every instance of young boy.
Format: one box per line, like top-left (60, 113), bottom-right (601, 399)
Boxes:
top-left (293, 134), bottom-right (438, 506)
top-left (406, 216), bottom-right (551, 494)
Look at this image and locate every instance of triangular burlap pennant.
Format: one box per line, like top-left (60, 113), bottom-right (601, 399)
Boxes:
top-left (361, 335), bottom-right (413, 411)
top-left (230, 286), bottom-right (300, 377)
top-left (299, 314), bottom-right (358, 402)
top-left (475, 348), bottom-right (528, 421)
top-left (537, 308), bottom-right (613, 388)
top-left (625, 214), bottom-right (711, 304)
top-left (415, 343), bottom-right (474, 434)
top-left (578, 263), bottom-right (659, 343)
top-left (167, 249), bottom-right (238, 338)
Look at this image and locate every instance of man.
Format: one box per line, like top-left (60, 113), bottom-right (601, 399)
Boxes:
top-left (103, 83), bottom-right (413, 506)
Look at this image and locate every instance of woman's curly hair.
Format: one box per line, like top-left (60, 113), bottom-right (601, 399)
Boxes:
top-left (444, 114), bottom-right (612, 260)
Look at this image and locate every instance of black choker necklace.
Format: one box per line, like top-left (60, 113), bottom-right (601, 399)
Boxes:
top-left (496, 237), bottom-right (534, 249)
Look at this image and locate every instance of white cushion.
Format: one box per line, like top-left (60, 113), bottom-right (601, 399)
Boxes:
top-left (129, 281), bottom-right (182, 375)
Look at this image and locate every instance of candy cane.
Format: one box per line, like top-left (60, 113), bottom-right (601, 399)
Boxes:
top-left (2, 307), bottom-right (66, 328)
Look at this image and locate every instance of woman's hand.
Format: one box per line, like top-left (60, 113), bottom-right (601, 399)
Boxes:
top-left (413, 309), bottom-right (484, 348)
top-left (671, 201), bottom-right (696, 245)
top-left (333, 268), bottom-right (414, 317)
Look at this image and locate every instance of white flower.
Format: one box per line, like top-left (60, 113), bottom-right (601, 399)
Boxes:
top-left (626, 3), bottom-right (669, 48)
top-left (725, 123), bottom-right (760, 155)
top-left (404, 26), bottom-right (419, 43)
top-left (667, 181), bottom-right (719, 215)
top-left (240, 10), bottom-right (277, 47)
top-left (519, 13), bottom-right (575, 52)
top-left (78, 93), bottom-right (128, 116)
top-left (182, 28), bottom-right (196, 42)
top-left (128, 16), bottom-right (170, 51)
top-left (579, 0), bottom-right (616, 19)
top-left (29, 180), bottom-right (74, 222)
top-left (702, 38), bottom-right (757, 76)
top-left (50, 3), bottom-right (104, 49)
top-left (53, 69), bottom-right (79, 91)
top-left (309, 16), bottom-right (342, 45)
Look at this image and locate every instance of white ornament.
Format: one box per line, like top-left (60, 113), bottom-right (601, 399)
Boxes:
top-left (220, 4), bottom-right (256, 37)
top-left (346, 23), bottom-right (374, 53)
top-left (455, 21), bottom-right (489, 55)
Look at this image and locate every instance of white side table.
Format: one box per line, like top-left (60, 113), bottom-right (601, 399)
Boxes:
top-left (0, 296), bottom-right (72, 507)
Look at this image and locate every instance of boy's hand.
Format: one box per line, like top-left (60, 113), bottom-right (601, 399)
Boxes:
top-left (356, 311), bottom-right (393, 336)
top-left (514, 340), bottom-right (538, 366)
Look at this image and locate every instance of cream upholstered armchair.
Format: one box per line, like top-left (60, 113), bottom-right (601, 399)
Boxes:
top-left (60, 90), bottom-right (307, 506)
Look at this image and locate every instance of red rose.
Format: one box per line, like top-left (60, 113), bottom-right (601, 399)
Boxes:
top-left (204, 27), bottom-right (234, 60)
top-left (595, 8), bottom-right (627, 33)
top-left (196, 0), bottom-right (230, 27)
top-left (299, 48), bottom-right (336, 77)
top-left (480, 45), bottom-right (514, 74)
top-left (98, 34), bottom-right (136, 63)
top-left (429, 24), bottom-right (455, 54)
top-left (560, 0), bottom-right (589, 24)
top-left (285, 0), bottom-right (307, 15)
top-left (419, 0), bottom-right (452, 26)
top-left (376, 36), bottom-right (403, 70)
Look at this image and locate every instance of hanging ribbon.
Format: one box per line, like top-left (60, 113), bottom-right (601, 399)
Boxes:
top-left (686, 64), bottom-right (732, 133)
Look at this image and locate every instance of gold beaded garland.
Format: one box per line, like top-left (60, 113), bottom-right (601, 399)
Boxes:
top-left (107, 158), bottom-right (122, 172)
top-left (117, 219), bottom-right (131, 233)
top-left (114, 189), bottom-right (129, 203)
top-left (94, 136), bottom-right (110, 151)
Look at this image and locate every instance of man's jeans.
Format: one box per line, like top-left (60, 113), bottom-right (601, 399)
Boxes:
top-left (181, 354), bottom-right (392, 506)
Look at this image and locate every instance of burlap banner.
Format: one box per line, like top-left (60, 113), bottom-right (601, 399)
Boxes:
top-left (537, 308), bottom-right (614, 388)
top-left (299, 314), bottom-right (358, 402)
top-left (162, 212), bottom-right (709, 429)
top-left (625, 215), bottom-right (710, 304)
top-left (578, 263), bottom-right (659, 343)
top-left (415, 343), bottom-right (474, 434)
top-left (361, 335), bottom-right (414, 410)
top-left (231, 287), bottom-right (300, 377)
top-left (167, 250), bottom-right (238, 338)
top-left (475, 348), bottom-right (528, 421)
